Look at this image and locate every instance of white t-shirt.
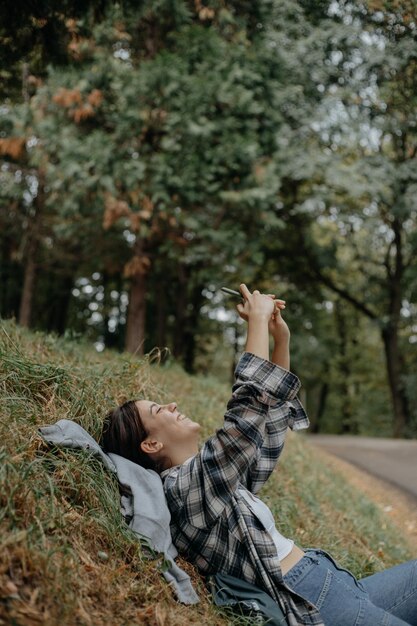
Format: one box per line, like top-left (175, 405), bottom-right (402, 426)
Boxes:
top-left (238, 488), bottom-right (294, 561)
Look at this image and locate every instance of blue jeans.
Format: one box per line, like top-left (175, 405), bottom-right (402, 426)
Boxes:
top-left (283, 548), bottom-right (417, 625)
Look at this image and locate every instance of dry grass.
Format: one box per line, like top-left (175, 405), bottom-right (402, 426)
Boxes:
top-left (0, 321), bottom-right (241, 626)
top-left (0, 320), bottom-right (413, 625)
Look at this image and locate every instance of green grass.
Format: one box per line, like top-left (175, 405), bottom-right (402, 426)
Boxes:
top-left (0, 319), bottom-right (413, 625)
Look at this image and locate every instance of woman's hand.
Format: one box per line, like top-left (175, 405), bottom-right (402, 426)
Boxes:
top-left (236, 284), bottom-right (291, 367)
top-left (237, 284), bottom-right (274, 360)
top-left (237, 284), bottom-right (276, 321)
top-left (270, 304), bottom-right (291, 369)
top-left (236, 285), bottom-right (285, 322)
top-left (269, 304), bottom-right (290, 343)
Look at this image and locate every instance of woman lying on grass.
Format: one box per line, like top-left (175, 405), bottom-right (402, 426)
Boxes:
top-left (101, 284), bottom-right (417, 626)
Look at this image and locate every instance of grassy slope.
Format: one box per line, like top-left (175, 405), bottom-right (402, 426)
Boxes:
top-left (0, 320), bottom-right (413, 626)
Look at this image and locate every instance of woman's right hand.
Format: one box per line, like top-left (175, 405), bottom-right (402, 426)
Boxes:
top-left (237, 284), bottom-right (276, 321)
top-left (238, 284), bottom-right (275, 360)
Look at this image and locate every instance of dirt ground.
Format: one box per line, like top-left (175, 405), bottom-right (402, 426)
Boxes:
top-left (318, 448), bottom-right (417, 556)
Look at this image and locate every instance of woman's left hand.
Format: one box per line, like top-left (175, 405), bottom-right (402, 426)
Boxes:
top-left (269, 304), bottom-right (290, 342)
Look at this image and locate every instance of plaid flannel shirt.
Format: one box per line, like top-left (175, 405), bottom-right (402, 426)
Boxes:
top-left (162, 352), bottom-right (325, 626)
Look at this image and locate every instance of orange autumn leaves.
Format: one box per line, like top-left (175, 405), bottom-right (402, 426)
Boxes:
top-left (102, 193), bottom-right (186, 277)
top-left (103, 193), bottom-right (154, 277)
top-left (0, 87), bottom-right (102, 159)
top-left (103, 193), bottom-right (182, 238)
top-left (123, 255), bottom-right (151, 278)
top-left (103, 193), bottom-right (154, 232)
top-left (0, 137), bottom-right (26, 160)
top-left (194, 0), bottom-right (215, 20)
top-left (52, 88), bottom-right (103, 123)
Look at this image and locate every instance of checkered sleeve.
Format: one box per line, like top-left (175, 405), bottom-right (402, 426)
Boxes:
top-left (237, 353), bottom-right (309, 493)
top-left (164, 352), bottom-right (305, 528)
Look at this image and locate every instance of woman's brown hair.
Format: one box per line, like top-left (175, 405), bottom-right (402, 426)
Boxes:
top-left (100, 400), bottom-right (162, 472)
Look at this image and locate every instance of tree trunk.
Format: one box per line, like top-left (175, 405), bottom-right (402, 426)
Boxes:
top-left (102, 272), bottom-right (120, 349)
top-left (313, 380), bottom-right (329, 433)
top-left (19, 181), bottom-right (43, 328)
top-left (45, 271), bottom-right (74, 334)
top-left (125, 271), bottom-right (147, 355)
top-left (173, 263), bottom-right (188, 359)
top-left (381, 325), bottom-right (409, 437)
top-left (125, 240), bottom-right (148, 355)
top-left (18, 63), bottom-right (38, 327)
top-left (0, 233), bottom-right (12, 317)
top-left (102, 271), bottom-right (112, 347)
top-left (156, 279), bottom-right (167, 349)
top-left (381, 215), bottom-right (410, 437)
top-left (334, 300), bottom-right (355, 434)
top-left (19, 247), bottom-right (37, 327)
top-left (183, 283), bottom-right (204, 373)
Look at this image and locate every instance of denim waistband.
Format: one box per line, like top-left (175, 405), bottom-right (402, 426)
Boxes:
top-left (283, 548), bottom-right (366, 595)
top-left (283, 549), bottom-right (321, 585)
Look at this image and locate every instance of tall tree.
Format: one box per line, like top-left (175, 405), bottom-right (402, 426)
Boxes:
top-left (1, 1), bottom-right (333, 360)
top-left (262, 0), bottom-right (417, 436)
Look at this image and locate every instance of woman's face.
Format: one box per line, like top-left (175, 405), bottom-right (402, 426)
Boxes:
top-left (135, 400), bottom-right (201, 448)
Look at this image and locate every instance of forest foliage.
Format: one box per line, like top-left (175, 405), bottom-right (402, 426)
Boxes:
top-left (1, 0), bottom-right (417, 437)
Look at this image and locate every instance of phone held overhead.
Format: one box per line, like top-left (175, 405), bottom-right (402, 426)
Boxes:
top-left (220, 287), bottom-right (244, 301)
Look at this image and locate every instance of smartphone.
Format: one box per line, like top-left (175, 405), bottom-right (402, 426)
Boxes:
top-left (221, 287), bottom-right (244, 301)
top-left (221, 286), bottom-right (286, 308)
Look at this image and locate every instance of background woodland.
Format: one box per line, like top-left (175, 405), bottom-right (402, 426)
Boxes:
top-left (1, 0), bottom-right (417, 437)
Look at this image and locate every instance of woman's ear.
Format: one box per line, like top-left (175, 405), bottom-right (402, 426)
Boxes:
top-left (140, 439), bottom-right (163, 454)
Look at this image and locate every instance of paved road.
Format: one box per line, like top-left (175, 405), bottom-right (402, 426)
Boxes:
top-left (307, 434), bottom-right (417, 501)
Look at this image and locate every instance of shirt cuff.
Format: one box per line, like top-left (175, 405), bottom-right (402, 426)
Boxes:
top-left (234, 352), bottom-right (301, 402)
